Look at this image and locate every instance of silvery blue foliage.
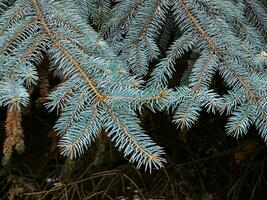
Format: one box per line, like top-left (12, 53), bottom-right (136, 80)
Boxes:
top-left (0, 0), bottom-right (168, 171)
top-left (0, 0), bottom-right (266, 171)
top-left (100, 0), bottom-right (267, 139)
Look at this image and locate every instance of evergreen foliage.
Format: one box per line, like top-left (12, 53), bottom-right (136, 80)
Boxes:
top-left (0, 0), bottom-right (266, 171)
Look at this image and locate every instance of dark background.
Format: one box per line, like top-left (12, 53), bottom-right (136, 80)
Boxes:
top-left (1, 100), bottom-right (267, 200)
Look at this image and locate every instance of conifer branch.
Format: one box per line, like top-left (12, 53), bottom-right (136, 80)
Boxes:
top-left (3, 107), bottom-right (24, 165)
top-left (0, 0), bottom-right (266, 170)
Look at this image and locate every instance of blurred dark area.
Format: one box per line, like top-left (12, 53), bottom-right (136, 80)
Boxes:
top-left (1, 102), bottom-right (267, 200)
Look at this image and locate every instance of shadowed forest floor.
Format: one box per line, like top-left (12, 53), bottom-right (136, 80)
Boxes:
top-left (1, 105), bottom-right (267, 200)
